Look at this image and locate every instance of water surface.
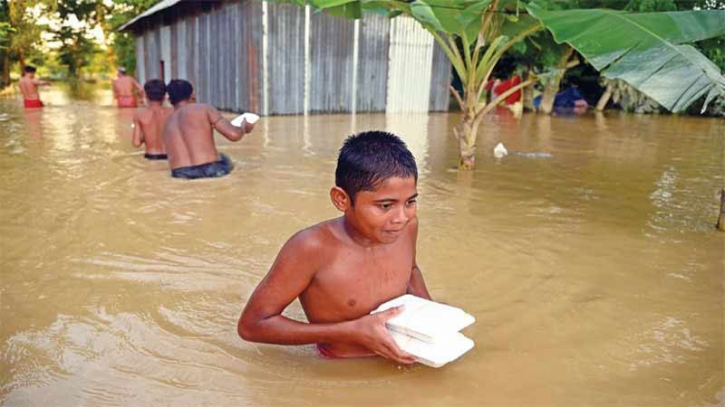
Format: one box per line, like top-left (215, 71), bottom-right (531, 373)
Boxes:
top-left (1, 87), bottom-right (723, 406)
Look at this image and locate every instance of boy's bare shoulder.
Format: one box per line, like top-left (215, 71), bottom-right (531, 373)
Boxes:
top-left (283, 219), bottom-right (342, 257)
top-left (179, 103), bottom-right (211, 118)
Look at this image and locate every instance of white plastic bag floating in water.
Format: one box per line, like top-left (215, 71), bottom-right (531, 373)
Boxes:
top-left (231, 112), bottom-right (260, 127)
top-left (371, 294), bottom-right (476, 368)
top-left (493, 142), bottom-right (508, 158)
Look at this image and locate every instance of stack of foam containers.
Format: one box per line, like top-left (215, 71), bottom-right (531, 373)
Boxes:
top-left (371, 295), bottom-right (475, 368)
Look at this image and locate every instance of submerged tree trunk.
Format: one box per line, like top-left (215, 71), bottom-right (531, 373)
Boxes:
top-left (539, 46), bottom-right (576, 115)
top-left (523, 68), bottom-right (535, 112)
top-left (0, 52), bottom-right (8, 88)
top-left (453, 110), bottom-right (480, 170)
top-left (596, 82), bottom-right (613, 111)
top-left (717, 188), bottom-right (725, 231)
top-left (539, 82), bottom-right (558, 114)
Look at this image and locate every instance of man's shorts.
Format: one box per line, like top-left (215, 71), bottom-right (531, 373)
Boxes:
top-left (24, 99), bottom-right (44, 108)
top-left (171, 153), bottom-right (234, 180)
top-left (117, 96), bottom-right (137, 108)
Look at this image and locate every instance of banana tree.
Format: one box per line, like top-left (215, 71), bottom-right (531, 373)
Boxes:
top-left (307, 0), bottom-right (725, 169)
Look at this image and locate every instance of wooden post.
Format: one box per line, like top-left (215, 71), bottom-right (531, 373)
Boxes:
top-left (718, 188), bottom-right (725, 231)
top-left (596, 82), bottom-right (613, 112)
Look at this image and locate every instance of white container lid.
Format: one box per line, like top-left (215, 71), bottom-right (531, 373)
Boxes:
top-left (390, 330), bottom-right (474, 368)
top-left (231, 112), bottom-right (260, 127)
top-left (372, 294), bottom-right (476, 343)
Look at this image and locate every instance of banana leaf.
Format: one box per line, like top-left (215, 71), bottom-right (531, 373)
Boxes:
top-left (527, 4), bottom-right (725, 112)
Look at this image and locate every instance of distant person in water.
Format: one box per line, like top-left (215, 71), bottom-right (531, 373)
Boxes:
top-left (163, 79), bottom-right (255, 179)
top-left (18, 66), bottom-right (50, 108)
top-left (238, 131), bottom-right (430, 363)
top-left (112, 67), bottom-right (144, 108)
top-left (132, 79), bottom-right (174, 160)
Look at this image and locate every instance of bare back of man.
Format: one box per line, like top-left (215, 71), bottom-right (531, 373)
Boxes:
top-left (164, 79), bottom-right (253, 179)
top-left (133, 105), bottom-right (173, 156)
top-left (19, 77), bottom-right (40, 101)
top-left (113, 75), bottom-right (144, 108)
top-left (164, 101), bottom-right (252, 179)
top-left (164, 103), bottom-right (222, 169)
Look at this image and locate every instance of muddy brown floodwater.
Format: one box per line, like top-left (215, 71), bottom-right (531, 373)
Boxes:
top-left (1, 87), bottom-right (723, 406)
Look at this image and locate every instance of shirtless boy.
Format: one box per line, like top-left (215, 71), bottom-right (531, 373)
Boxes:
top-left (163, 79), bottom-right (255, 179)
top-left (132, 79), bottom-right (173, 160)
top-left (112, 67), bottom-right (144, 108)
top-left (238, 131), bottom-right (431, 364)
top-left (19, 66), bottom-right (50, 108)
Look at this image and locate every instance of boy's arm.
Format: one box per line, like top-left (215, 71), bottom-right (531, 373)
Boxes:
top-left (131, 112), bottom-right (144, 147)
top-left (408, 264), bottom-right (431, 300)
top-left (33, 79), bottom-right (50, 86)
top-left (207, 106), bottom-right (247, 141)
top-left (133, 78), bottom-right (145, 99)
top-left (406, 219), bottom-right (432, 300)
top-left (238, 231), bottom-right (416, 364)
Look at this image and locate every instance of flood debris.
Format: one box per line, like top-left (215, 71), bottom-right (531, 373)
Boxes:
top-left (493, 143), bottom-right (508, 158)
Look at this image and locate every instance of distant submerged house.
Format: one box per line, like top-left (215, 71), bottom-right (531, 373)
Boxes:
top-left (120, 0), bottom-right (452, 115)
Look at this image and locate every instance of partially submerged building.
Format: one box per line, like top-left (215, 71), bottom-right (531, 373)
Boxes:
top-left (120, 0), bottom-right (452, 115)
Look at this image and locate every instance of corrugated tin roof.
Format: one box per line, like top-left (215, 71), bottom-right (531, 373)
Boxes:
top-left (118, 0), bottom-right (183, 31)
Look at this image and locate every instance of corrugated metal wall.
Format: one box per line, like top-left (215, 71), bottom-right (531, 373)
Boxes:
top-left (185, 12), bottom-right (198, 91)
top-left (267, 2), bottom-right (305, 115)
top-left (356, 15), bottom-right (390, 113)
top-left (133, 0), bottom-right (450, 114)
top-left (237, 0), bottom-right (262, 113)
top-left (161, 26), bottom-right (171, 82)
top-left (386, 17), bottom-right (435, 113)
top-left (429, 38), bottom-right (453, 112)
top-left (135, 36), bottom-right (146, 84)
top-left (309, 10), bottom-right (355, 114)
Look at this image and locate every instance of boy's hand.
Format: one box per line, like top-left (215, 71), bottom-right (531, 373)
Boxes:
top-left (352, 306), bottom-right (416, 365)
top-left (244, 120), bottom-right (255, 133)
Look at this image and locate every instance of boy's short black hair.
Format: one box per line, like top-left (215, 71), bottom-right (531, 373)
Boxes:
top-left (23, 66), bottom-right (37, 74)
top-left (335, 131), bottom-right (418, 203)
top-left (167, 79), bottom-right (193, 105)
top-left (144, 79), bottom-right (166, 102)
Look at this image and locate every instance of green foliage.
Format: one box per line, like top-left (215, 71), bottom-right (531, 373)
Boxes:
top-left (697, 36), bottom-right (725, 71)
top-left (304, 0), bottom-right (725, 115)
top-left (113, 32), bottom-right (137, 74)
top-left (7, 0), bottom-right (50, 67)
top-left (0, 22), bottom-right (10, 45)
top-left (53, 0), bottom-right (105, 78)
top-left (623, 0), bottom-right (677, 12)
top-left (107, 0), bottom-right (161, 77)
top-left (528, 3), bottom-right (725, 112)
top-left (602, 77), bottom-right (663, 113)
top-left (56, 26), bottom-right (99, 77)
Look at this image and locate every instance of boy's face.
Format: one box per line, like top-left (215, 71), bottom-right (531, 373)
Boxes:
top-left (343, 176), bottom-right (418, 245)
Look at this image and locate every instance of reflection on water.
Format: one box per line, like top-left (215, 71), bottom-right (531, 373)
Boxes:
top-left (0, 91), bottom-right (723, 406)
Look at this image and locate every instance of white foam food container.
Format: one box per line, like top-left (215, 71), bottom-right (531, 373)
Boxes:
top-left (231, 112), bottom-right (260, 127)
top-left (390, 330), bottom-right (474, 368)
top-left (372, 295), bottom-right (475, 343)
